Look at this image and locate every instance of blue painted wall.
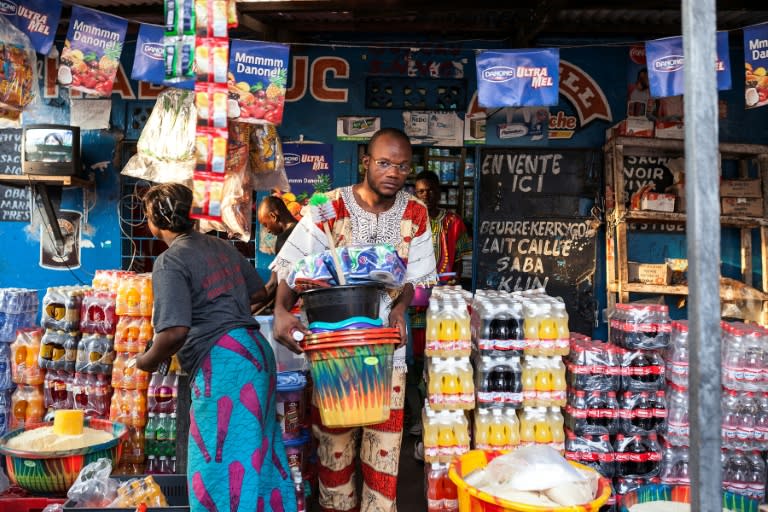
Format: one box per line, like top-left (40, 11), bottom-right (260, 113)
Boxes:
top-left (0, 39), bottom-right (765, 339)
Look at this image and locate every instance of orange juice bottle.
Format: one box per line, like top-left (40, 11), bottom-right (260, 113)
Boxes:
top-left (428, 369), bottom-right (442, 398)
top-left (553, 302), bottom-right (570, 356)
top-left (426, 300), bottom-right (440, 354)
top-left (442, 362), bottom-right (459, 396)
top-left (139, 275), bottom-right (153, 317)
top-left (27, 385), bottom-right (44, 423)
top-left (24, 329), bottom-right (44, 385)
top-left (520, 408), bottom-right (536, 445)
top-left (489, 408), bottom-right (507, 449)
top-left (504, 407), bottom-right (521, 447)
top-left (551, 358), bottom-right (567, 407)
top-left (549, 407), bottom-right (565, 451)
top-left (125, 277), bottom-right (141, 316)
top-left (521, 358), bottom-right (536, 407)
top-left (112, 352), bottom-right (126, 388)
top-left (10, 386), bottom-right (28, 429)
top-left (458, 361), bottom-right (474, 407)
top-left (533, 407), bottom-right (552, 444)
top-left (474, 408), bottom-right (491, 449)
top-left (437, 423), bottom-right (456, 462)
top-left (455, 419), bottom-right (470, 454)
top-left (10, 332), bottom-right (28, 385)
top-left (534, 357), bottom-right (551, 407)
top-left (423, 408), bottom-right (439, 462)
top-left (537, 302), bottom-right (557, 357)
top-left (456, 299), bottom-right (471, 353)
top-left (523, 301), bottom-right (539, 343)
top-left (438, 303), bottom-right (456, 353)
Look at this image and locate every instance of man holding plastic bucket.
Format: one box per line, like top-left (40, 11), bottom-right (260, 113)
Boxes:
top-left (273, 127), bottom-right (438, 512)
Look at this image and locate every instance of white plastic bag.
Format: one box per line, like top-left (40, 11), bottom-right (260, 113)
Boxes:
top-left (66, 458), bottom-right (118, 508)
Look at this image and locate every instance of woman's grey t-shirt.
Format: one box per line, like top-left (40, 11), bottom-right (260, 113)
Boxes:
top-left (151, 231), bottom-right (263, 378)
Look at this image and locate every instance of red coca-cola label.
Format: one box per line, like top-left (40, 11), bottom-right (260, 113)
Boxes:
top-left (625, 365), bottom-right (664, 376)
top-left (566, 406), bottom-right (588, 419)
top-left (630, 45), bottom-right (647, 64)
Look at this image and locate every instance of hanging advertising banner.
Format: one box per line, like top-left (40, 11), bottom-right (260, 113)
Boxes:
top-left (645, 32), bottom-right (731, 98)
top-left (132, 24), bottom-right (194, 90)
top-left (744, 22), bottom-right (768, 109)
top-left (227, 39), bottom-right (290, 125)
top-left (282, 143), bottom-right (333, 212)
top-left (0, 0), bottom-right (61, 55)
top-left (475, 49), bottom-right (560, 107)
top-left (58, 6), bottom-right (128, 97)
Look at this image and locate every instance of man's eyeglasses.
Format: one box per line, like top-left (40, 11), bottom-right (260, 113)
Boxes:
top-left (368, 157), bottom-right (412, 174)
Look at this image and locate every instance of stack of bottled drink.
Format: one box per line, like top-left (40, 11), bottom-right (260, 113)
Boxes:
top-left (39, 286), bottom-right (90, 375)
top-left (110, 272), bottom-right (152, 475)
top-left (424, 286), bottom-right (470, 512)
top-left (145, 368), bottom-right (180, 475)
top-left (0, 288), bottom-right (37, 433)
top-left (470, 289), bottom-right (569, 455)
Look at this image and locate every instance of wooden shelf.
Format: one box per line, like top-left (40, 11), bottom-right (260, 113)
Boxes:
top-left (426, 155), bottom-right (462, 162)
top-left (625, 210), bottom-right (767, 228)
top-left (608, 281), bottom-right (768, 301)
top-left (0, 174), bottom-right (94, 187)
top-left (610, 136), bottom-right (768, 156)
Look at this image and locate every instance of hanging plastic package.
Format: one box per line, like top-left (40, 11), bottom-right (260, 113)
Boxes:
top-left (58, 6), bottom-right (128, 98)
top-left (0, 16), bottom-right (41, 124)
top-left (197, 123), bottom-right (253, 241)
top-left (250, 122), bottom-right (289, 191)
top-left (121, 88), bottom-right (197, 185)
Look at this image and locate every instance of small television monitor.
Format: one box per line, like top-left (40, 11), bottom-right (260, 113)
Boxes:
top-left (22, 124), bottom-right (81, 177)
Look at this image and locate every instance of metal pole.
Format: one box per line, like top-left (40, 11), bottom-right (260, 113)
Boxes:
top-left (682, 0), bottom-right (721, 509)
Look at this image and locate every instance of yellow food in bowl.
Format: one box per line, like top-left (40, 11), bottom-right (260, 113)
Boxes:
top-left (6, 426), bottom-right (114, 452)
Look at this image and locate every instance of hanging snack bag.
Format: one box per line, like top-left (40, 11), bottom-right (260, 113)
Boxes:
top-left (195, 128), bottom-right (228, 174)
top-left (164, 0), bottom-right (195, 82)
top-left (195, 37), bottom-right (229, 84)
top-left (0, 17), bottom-right (40, 115)
top-left (191, 173), bottom-right (225, 221)
top-left (195, 82), bottom-right (228, 128)
top-left (195, 0), bottom-right (228, 38)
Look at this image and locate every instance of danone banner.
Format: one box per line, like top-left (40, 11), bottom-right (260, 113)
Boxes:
top-left (227, 39), bottom-right (290, 125)
top-left (58, 6), bottom-right (128, 97)
top-left (282, 143), bottom-right (333, 212)
top-left (132, 24), bottom-right (194, 90)
top-left (744, 23), bottom-right (768, 109)
top-left (645, 32), bottom-right (731, 98)
top-left (0, 0), bottom-right (61, 55)
top-left (475, 49), bottom-right (560, 107)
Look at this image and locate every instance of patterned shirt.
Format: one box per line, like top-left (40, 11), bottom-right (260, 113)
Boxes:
top-left (272, 186), bottom-right (438, 366)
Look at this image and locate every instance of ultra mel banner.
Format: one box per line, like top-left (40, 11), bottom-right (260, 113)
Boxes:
top-left (475, 49), bottom-right (560, 107)
top-left (132, 23), bottom-right (194, 90)
top-left (227, 39), bottom-right (290, 125)
top-left (744, 22), bottom-right (768, 109)
top-left (58, 5), bottom-right (128, 97)
top-left (0, 0), bottom-right (61, 55)
top-left (645, 32), bottom-right (731, 98)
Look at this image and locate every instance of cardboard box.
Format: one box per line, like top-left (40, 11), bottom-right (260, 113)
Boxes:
top-left (654, 120), bottom-right (684, 139)
top-left (341, 117), bottom-right (377, 135)
top-left (606, 118), bottom-right (654, 140)
top-left (722, 197), bottom-right (764, 217)
top-left (628, 262), bottom-right (672, 285)
top-left (469, 116), bottom-right (486, 139)
top-left (640, 192), bottom-right (676, 213)
top-left (720, 178), bottom-right (762, 198)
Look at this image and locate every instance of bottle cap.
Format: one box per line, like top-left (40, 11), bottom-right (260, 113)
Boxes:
top-left (291, 329), bottom-right (305, 342)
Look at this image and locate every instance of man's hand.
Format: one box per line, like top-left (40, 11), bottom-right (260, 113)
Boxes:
top-left (389, 305), bottom-right (408, 349)
top-left (273, 308), bottom-right (309, 354)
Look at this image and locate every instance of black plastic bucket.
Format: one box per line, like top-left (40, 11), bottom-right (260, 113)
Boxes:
top-left (301, 284), bottom-right (381, 324)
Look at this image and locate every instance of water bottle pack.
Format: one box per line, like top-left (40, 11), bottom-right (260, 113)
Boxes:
top-left (426, 357), bottom-right (474, 410)
top-left (422, 406), bottom-right (470, 464)
top-left (93, 269), bottom-right (136, 293)
top-left (10, 327), bottom-right (44, 385)
top-left (659, 442), bottom-right (689, 485)
top-left (474, 354), bottom-right (522, 407)
top-left (613, 433), bottom-right (662, 479)
top-left (664, 321), bottom-right (689, 388)
top-left (618, 390), bottom-right (666, 435)
top-left (76, 333), bottom-right (115, 374)
top-left (565, 389), bottom-right (620, 435)
top-left (564, 429), bottom-right (615, 478)
top-left (0, 389), bottom-right (10, 435)
top-left (0, 344), bottom-right (11, 391)
top-left (722, 322), bottom-right (768, 392)
top-left (722, 449), bottom-right (766, 501)
top-left (521, 355), bottom-right (566, 407)
top-left (473, 406), bottom-right (520, 451)
top-left (567, 338), bottom-right (621, 392)
top-left (664, 382), bottom-right (690, 447)
top-left (609, 304), bottom-right (671, 350)
top-left (721, 389), bottom-right (768, 451)
top-left (39, 329), bottom-right (79, 372)
top-left (0, 288), bottom-right (38, 343)
top-left (79, 290), bottom-right (118, 335)
top-left (426, 291), bottom-right (471, 357)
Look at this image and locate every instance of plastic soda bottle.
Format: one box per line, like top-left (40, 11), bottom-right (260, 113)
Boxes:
top-left (537, 302), bottom-right (557, 356)
top-left (549, 407), bottom-right (565, 450)
top-left (505, 407), bottom-right (521, 446)
top-left (489, 408), bottom-right (507, 448)
top-left (443, 470), bottom-right (459, 512)
top-left (520, 408), bottom-right (536, 445)
top-left (474, 408), bottom-right (490, 449)
top-left (533, 407), bottom-right (553, 444)
top-left (139, 275), bottom-right (153, 317)
top-left (427, 464), bottom-right (444, 512)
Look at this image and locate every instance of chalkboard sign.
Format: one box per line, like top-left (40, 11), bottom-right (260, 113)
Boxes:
top-left (0, 129), bottom-right (22, 176)
top-left (0, 184), bottom-right (31, 222)
top-left (475, 148), bottom-right (600, 335)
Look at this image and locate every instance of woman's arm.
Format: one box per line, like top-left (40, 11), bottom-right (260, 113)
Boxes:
top-left (136, 325), bottom-right (189, 372)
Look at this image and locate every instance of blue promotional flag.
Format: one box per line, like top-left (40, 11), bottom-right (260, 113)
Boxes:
top-left (475, 49), bottom-right (560, 107)
top-left (645, 32), bottom-right (731, 98)
top-left (0, 0), bottom-right (61, 55)
top-left (227, 39), bottom-right (291, 125)
top-left (132, 24), bottom-right (194, 90)
top-left (744, 22), bottom-right (768, 109)
top-left (59, 6), bottom-right (128, 97)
